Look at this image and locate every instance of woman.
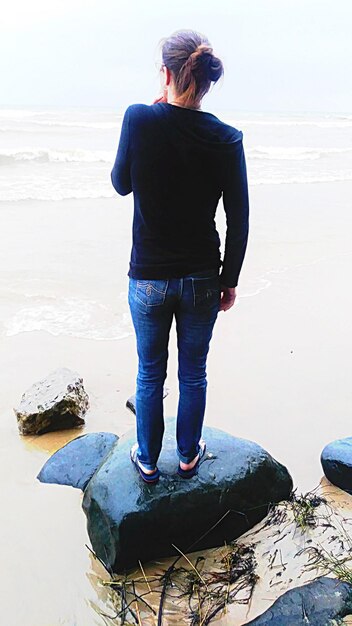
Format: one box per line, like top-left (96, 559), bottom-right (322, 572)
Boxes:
top-left (111, 29), bottom-right (249, 484)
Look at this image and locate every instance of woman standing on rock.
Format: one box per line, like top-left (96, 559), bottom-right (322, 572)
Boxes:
top-left (111, 29), bottom-right (249, 483)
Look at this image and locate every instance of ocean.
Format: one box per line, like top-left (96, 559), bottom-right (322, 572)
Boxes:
top-left (1, 106), bottom-right (351, 341)
top-left (1, 106), bottom-right (352, 202)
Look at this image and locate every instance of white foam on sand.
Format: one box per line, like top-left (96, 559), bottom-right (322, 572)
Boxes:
top-left (3, 295), bottom-right (133, 341)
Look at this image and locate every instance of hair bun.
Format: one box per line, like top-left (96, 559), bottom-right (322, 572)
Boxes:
top-left (192, 45), bottom-right (222, 83)
top-left (195, 44), bottom-right (213, 57)
top-left (208, 56), bottom-right (223, 82)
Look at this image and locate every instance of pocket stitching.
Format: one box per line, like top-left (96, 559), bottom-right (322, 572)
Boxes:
top-left (135, 280), bottom-right (169, 307)
top-left (136, 280), bottom-right (168, 295)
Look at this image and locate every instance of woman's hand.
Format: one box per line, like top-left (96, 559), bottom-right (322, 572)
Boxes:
top-left (152, 89), bottom-right (168, 104)
top-left (152, 95), bottom-right (167, 104)
top-left (219, 285), bottom-right (237, 312)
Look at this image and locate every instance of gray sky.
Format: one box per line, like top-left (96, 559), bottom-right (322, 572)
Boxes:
top-left (1, 0), bottom-right (351, 113)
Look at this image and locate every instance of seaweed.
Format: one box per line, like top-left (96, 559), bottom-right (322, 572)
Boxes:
top-left (88, 488), bottom-right (352, 625)
top-left (88, 536), bottom-right (257, 625)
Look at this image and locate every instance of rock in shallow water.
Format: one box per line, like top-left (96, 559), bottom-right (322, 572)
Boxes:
top-left (82, 418), bottom-right (293, 573)
top-left (14, 367), bottom-right (89, 435)
top-left (321, 437), bottom-right (352, 495)
top-left (37, 432), bottom-right (119, 490)
top-left (246, 576), bottom-right (352, 625)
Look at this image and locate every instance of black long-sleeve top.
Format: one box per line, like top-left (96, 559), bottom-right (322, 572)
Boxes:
top-left (111, 101), bottom-right (249, 287)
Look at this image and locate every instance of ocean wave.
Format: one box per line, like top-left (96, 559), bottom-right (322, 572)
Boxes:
top-left (0, 148), bottom-right (114, 165)
top-left (1, 172), bottom-right (352, 202)
top-left (248, 146), bottom-right (352, 161)
top-left (0, 122), bottom-right (120, 133)
top-left (6, 117), bottom-right (351, 131)
top-left (30, 120), bottom-right (120, 130)
top-left (2, 176), bottom-right (351, 202)
top-left (0, 122), bottom-right (119, 131)
top-left (0, 187), bottom-right (115, 202)
top-left (0, 109), bottom-right (121, 130)
top-left (251, 172), bottom-right (352, 185)
top-left (3, 296), bottom-right (133, 340)
top-left (2, 144), bottom-right (350, 168)
top-left (226, 117), bottom-right (352, 129)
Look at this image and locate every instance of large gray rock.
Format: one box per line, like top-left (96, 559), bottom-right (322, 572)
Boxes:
top-left (321, 437), bottom-right (352, 495)
top-left (37, 432), bottom-right (118, 490)
top-left (82, 418), bottom-right (293, 573)
top-left (14, 367), bottom-right (89, 435)
top-left (246, 576), bottom-right (352, 625)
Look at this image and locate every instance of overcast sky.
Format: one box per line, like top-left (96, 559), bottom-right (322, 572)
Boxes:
top-left (1, 0), bottom-right (351, 113)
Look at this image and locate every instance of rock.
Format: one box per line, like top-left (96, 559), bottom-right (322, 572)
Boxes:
top-left (82, 418), bottom-right (293, 573)
top-left (246, 576), bottom-right (352, 625)
top-left (37, 432), bottom-right (118, 490)
top-left (126, 387), bottom-right (169, 414)
top-left (14, 367), bottom-right (89, 435)
top-left (321, 437), bottom-right (352, 495)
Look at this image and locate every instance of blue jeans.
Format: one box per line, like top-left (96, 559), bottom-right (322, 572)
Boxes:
top-left (128, 269), bottom-right (220, 470)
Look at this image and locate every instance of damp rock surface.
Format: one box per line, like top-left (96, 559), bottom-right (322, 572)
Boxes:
top-left (82, 417), bottom-right (293, 573)
top-left (14, 367), bottom-right (89, 435)
top-left (321, 437), bottom-right (352, 495)
top-left (37, 432), bottom-right (118, 490)
top-left (246, 576), bottom-right (352, 625)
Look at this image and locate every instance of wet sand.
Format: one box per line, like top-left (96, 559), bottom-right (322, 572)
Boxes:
top-left (1, 180), bottom-right (352, 624)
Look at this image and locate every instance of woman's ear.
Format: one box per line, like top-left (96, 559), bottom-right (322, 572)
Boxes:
top-left (163, 65), bottom-right (172, 87)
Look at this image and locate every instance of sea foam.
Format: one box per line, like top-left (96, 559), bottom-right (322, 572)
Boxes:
top-left (0, 148), bottom-right (114, 164)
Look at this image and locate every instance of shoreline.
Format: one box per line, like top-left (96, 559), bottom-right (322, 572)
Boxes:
top-left (1, 176), bottom-right (352, 207)
top-left (1, 180), bottom-right (352, 624)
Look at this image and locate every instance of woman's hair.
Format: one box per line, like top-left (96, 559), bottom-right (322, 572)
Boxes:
top-left (158, 29), bottom-right (224, 108)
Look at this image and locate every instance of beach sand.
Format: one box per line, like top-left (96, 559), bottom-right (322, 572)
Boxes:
top-left (1, 180), bottom-right (352, 625)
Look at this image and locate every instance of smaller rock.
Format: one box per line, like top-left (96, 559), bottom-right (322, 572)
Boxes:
top-left (126, 387), bottom-right (169, 414)
top-left (246, 576), bottom-right (352, 625)
top-left (37, 432), bottom-right (118, 490)
top-left (321, 437), bottom-right (352, 495)
top-left (14, 367), bottom-right (89, 435)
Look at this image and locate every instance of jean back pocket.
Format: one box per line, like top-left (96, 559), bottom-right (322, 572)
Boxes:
top-left (191, 275), bottom-right (221, 308)
top-left (134, 279), bottom-right (169, 308)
